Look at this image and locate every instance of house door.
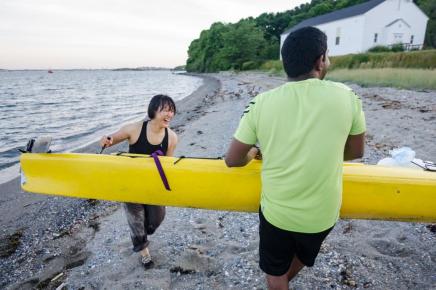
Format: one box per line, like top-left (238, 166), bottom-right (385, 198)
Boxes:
top-left (393, 33), bottom-right (403, 43)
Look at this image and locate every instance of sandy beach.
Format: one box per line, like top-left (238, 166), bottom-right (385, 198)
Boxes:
top-left (1, 71), bottom-right (435, 289)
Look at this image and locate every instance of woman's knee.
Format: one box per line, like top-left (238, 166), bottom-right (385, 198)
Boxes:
top-left (146, 226), bottom-right (157, 235)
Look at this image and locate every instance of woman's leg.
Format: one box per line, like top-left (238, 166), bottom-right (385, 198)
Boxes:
top-left (123, 202), bottom-right (149, 252)
top-left (144, 205), bottom-right (166, 235)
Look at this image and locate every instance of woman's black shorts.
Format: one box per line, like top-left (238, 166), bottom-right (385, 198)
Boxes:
top-left (259, 209), bottom-right (334, 276)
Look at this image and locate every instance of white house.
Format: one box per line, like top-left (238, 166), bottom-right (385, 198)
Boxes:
top-left (280, 0), bottom-right (429, 56)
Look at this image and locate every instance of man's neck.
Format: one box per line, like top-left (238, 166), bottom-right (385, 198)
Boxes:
top-left (288, 71), bottom-right (321, 82)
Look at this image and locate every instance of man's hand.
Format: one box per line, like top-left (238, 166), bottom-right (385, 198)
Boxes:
top-left (248, 147), bottom-right (262, 160)
top-left (254, 147), bottom-right (262, 160)
top-left (225, 139), bottom-right (258, 167)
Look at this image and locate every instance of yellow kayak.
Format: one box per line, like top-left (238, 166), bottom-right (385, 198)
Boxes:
top-left (20, 153), bottom-right (436, 222)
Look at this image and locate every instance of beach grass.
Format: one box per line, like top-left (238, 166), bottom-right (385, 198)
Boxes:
top-left (259, 49), bottom-right (436, 73)
top-left (330, 50), bottom-right (436, 70)
top-left (326, 68), bottom-right (436, 90)
top-left (259, 60), bottom-right (285, 76)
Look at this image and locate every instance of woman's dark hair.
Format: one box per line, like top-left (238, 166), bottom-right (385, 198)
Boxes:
top-left (147, 94), bottom-right (176, 119)
top-left (281, 26), bottom-right (327, 78)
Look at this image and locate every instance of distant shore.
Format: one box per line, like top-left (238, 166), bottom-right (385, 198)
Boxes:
top-left (112, 67), bottom-right (171, 71)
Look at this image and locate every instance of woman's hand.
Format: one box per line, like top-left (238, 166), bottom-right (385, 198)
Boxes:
top-left (100, 136), bottom-right (113, 148)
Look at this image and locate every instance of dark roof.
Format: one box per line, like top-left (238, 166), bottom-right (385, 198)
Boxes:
top-left (386, 18), bottom-right (410, 28)
top-left (282, 0), bottom-right (385, 35)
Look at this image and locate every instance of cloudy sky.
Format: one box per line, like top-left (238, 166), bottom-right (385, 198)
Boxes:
top-left (1, 0), bottom-right (308, 69)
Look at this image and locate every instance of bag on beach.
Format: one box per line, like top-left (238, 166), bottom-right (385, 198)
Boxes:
top-left (377, 147), bottom-right (435, 171)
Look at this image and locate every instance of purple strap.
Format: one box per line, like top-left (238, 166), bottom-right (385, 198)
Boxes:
top-left (151, 150), bottom-right (171, 191)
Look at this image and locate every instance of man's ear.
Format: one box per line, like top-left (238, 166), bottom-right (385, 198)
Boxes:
top-left (314, 54), bottom-right (324, 72)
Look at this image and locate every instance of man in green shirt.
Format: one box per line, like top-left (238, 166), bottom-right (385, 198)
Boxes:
top-left (225, 26), bottom-right (366, 290)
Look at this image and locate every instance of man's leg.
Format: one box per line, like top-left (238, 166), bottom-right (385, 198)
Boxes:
top-left (265, 256), bottom-right (305, 290)
top-left (286, 255), bottom-right (305, 281)
top-left (266, 273), bottom-right (288, 290)
top-left (267, 225), bottom-right (334, 288)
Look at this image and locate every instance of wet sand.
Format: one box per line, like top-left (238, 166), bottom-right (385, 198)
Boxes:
top-left (1, 72), bottom-right (435, 289)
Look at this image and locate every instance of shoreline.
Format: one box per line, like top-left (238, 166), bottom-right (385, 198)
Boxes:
top-left (0, 73), bottom-right (214, 186)
top-left (1, 71), bottom-right (435, 289)
top-left (0, 70), bottom-right (204, 185)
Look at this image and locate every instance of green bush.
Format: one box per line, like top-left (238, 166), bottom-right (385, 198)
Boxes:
top-left (241, 61), bottom-right (260, 71)
top-left (260, 60), bottom-right (282, 71)
top-left (367, 44), bottom-right (405, 53)
top-left (368, 45), bottom-right (392, 53)
top-left (390, 43), bottom-right (405, 52)
top-left (259, 60), bottom-right (284, 75)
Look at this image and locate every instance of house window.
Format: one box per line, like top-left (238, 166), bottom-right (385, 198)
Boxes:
top-left (410, 35), bottom-right (414, 44)
top-left (374, 33), bottom-right (378, 43)
top-left (335, 27), bottom-right (341, 46)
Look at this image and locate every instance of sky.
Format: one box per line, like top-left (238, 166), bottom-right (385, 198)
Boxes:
top-left (0, 0), bottom-right (309, 69)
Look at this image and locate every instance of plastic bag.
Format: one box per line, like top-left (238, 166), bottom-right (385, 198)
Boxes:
top-left (377, 147), bottom-right (419, 168)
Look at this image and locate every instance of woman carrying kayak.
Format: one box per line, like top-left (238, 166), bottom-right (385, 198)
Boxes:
top-left (100, 94), bottom-right (178, 268)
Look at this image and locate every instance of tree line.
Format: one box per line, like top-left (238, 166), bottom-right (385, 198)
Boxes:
top-left (186, 0), bottom-right (435, 73)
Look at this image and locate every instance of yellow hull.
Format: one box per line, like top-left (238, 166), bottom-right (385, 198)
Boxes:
top-left (20, 153), bottom-right (436, 222)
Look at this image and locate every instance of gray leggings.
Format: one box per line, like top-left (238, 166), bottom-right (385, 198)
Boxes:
top-left (123, 203), bottom-right (166, 252)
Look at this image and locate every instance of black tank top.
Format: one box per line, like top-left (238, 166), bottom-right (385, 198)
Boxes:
top-left (129, 121), bottom-right (168, 155)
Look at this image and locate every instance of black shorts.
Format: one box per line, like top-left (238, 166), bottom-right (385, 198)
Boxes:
top-left (259, 209), bottom-right (334, 276)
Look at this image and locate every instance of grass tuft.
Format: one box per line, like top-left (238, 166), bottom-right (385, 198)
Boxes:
top-left (326, 68), bottom-right (436, 90)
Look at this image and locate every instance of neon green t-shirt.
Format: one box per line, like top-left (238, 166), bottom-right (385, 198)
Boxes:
top-left (234, 78), bottom-right (366, 233)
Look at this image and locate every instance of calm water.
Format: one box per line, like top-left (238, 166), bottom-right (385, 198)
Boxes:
top-left (0, 70), bottom-right (202, 174)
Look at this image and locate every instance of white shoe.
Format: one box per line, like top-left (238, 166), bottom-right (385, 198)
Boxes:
top-left (140, 247), bottom-right (153, 268)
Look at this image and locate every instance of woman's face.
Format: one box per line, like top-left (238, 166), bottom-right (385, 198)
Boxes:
top-left (153, 105), bottom-right (175, 128)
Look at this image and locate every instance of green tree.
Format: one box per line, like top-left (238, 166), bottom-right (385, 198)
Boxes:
top-left (416, 0), bottom-right (436, 48)
top-left (308, 2), bottom-right (334, 16)
top-left (218, 20), bottom-right (268, 70)
top-left (186, 22), bottom-right (230, 72)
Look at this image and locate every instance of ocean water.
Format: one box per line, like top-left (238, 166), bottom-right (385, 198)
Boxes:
top-left (0, 70), bottom-right (202, 180)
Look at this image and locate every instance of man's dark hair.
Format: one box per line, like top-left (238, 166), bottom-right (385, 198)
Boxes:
top-left (148, 94), bottom-right (176, 119)
top-left (281, 26), bottom-right (327, 78)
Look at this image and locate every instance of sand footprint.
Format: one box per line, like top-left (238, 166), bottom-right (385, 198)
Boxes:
top-left (171, 248), bottom-right (218, 275)
top-left (368, 239), bottom-right (414, 257)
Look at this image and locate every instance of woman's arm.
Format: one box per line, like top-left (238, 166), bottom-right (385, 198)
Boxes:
top-left (166, 129), bottom-right (178, 157)
top-left (99, 123), bottom-right (134, 148)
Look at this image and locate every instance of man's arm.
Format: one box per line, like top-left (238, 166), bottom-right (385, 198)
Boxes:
top-left (225, 138), bottom-right (259, 167)
top-left (344, 133), bottom-right (365, 161)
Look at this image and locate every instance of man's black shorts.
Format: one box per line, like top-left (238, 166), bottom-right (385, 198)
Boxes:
top-left (259, 209), bottom-right (334, 276)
